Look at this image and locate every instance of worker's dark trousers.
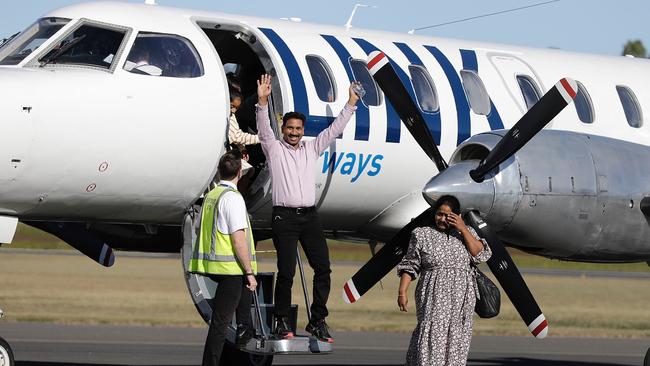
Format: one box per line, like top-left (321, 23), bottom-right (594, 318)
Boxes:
top-left (202, 275), bottom-right (245, 366)
top-left (271, 207), bottom-right (331, 321)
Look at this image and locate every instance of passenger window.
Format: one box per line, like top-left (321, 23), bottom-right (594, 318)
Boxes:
top-left (616, 85), bottom-right (643, 128)
top-left (38, 23), bottom-right (126, 69)
top-left (124, 32), bottom-right (203, 78)
top-left (409, 65), bottom-right (439, 112)
top-left (460, 70), bottom-right (491, 115)
top-left (516, 75), bottom-right (542, 110)
top-left (574, 81), bottom-right (595, 124)
top-left (350, 59), bottom-right (381, 106)
top-left (0, 17), bottom-right (70, 65)
top-left (306, 55), bottom-right (336, 102)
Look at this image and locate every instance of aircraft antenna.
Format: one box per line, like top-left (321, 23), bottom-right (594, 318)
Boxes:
top-left (344, 3), bottom-right (377, 31)
top-left (408, 0), bottom-right (560, 34)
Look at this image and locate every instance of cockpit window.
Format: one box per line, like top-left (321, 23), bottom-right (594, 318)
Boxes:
top-left (124, 32), bottom-right (203, 78)
top-left (0, 17), bottom-right (70, 65)
top-left (38, 23), bottom-right (127, 69)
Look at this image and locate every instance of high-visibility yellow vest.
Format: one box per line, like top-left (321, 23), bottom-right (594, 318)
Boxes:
top-left (189, 185), bottom-right (257, 275)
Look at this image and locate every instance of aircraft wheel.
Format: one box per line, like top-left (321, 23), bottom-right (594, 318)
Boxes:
top-left (219, 342), bottom-right (273, 366)
top-left (0, 337), bottom-right (14, 366)
top-left (644, 346), bottom-right (650, 366)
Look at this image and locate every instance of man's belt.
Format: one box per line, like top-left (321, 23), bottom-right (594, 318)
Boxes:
top-left (273, 206), bottom-right (316, 215)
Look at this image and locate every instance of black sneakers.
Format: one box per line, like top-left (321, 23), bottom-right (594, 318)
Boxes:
top-left (273, 317), bottom-right (294, 339)
top-left (306, 318), bottom-right (333, 343)
top-left (236, 324), bottom-right (255, 348)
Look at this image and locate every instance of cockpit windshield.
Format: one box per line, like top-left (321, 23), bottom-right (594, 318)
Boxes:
top-left (0, 17), bottom-right (70, 65)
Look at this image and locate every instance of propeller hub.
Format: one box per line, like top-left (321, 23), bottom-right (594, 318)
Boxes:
top-left (422, 161), bottom-right (495, 216)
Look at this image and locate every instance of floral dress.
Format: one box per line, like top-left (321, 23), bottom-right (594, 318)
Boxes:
top-left (397, 226), bottom-right (492, 366)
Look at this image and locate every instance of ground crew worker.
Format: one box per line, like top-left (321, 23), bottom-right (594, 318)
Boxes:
top-left (189, 150), bottom-right (258, 366)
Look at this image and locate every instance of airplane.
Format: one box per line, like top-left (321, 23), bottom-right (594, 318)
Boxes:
top-left (1, 1), bottom-right (650, 365)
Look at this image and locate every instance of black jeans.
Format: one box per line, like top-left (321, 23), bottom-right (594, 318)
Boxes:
top-left (202, 275), bottom-right (245, 366)
top-left (271, 207), bottom-right (331, 321)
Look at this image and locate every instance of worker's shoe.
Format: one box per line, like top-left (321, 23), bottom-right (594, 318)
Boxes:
top-left (306, 318), bottom-right (333, 343)
top-left (272, 317), bottom-right (294, 339)
top-left (236, 324), bottom-right (255, 348)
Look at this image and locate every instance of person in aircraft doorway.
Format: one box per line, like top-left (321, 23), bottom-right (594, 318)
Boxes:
top-left (189, 150), bottom-right (258, 366)
top-left (255, 74), bottom-right (360, 342)
top-left (228, 89), bottom-right (260, 194)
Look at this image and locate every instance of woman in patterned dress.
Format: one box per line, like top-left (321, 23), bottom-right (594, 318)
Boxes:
top-left (397, 195), bottom-right (492, 366)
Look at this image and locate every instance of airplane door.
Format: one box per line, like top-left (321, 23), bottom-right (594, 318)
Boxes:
top-left (487, 52), bottom-right (545, 115)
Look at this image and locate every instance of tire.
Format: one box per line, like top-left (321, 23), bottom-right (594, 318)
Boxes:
top-left (0, 337), bottom-right (14, 366)
top-left (644, 346), bottom-right (650, 366)
top-left (219, 342), bottom-right (273, 366)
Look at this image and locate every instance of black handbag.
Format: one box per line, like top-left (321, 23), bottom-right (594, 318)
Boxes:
top-left (473, 266), bottom-right (501, 318)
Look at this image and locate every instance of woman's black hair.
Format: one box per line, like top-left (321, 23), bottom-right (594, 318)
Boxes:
top-left (432, 195), bottom-right (461, 215)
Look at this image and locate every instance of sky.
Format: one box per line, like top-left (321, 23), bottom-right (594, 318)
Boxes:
top-left (1, 0), bottom-right (649, 57)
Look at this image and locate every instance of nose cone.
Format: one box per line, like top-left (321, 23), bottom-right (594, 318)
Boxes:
top-left (423, 161), bottom-right (495, 215)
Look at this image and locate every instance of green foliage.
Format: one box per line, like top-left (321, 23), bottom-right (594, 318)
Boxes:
top-left (622, 39), bottom-right (647, 58)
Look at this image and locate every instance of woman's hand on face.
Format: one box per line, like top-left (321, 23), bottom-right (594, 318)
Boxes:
top-left (446, 212), bottom-right (467, 231)
top-left (398, 294), bottom-right (408, 312)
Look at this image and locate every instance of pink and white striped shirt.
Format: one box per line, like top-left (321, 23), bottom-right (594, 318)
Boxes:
top-left (256, 104), bottom-right (356, 208)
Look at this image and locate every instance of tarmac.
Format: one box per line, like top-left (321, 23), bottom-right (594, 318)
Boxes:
top-left (1, 322), bottom-right (648, 366)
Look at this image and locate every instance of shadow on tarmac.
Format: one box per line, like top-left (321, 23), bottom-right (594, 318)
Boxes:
top-left (16, 361), bottom-right (628, 366)
top-left (469, 358), bottom-right (627, 366)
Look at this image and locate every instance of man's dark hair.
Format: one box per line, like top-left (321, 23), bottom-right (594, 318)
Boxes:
top-left (282, 111), bottom-right (306, 127)
top-left (432, 195), bottom-right (461, 215)
top-left (218, 149), bottom-right (242, 180)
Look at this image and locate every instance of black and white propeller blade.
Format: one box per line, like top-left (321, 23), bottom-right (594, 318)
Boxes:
top-left (469, 78), bottom-right (577, 182)
top-left (366, 51), bottom-right (448, 172)
top-left (464, 211), bottom-right (548, 338)
top-left (343, 51), bottom-right (565, 338)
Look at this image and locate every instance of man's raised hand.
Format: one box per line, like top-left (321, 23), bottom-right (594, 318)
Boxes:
top-left (257, 74), bottom-right (272, 105)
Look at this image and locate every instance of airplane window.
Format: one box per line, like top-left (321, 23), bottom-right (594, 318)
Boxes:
top-left (124, 33), bottom-right (203, 78)
top-left (0, 17), bottom-right (70, 65)
top-left (37, 24), bottom-right (126, 69)
top-left (460, 70), bottom-right (491, 115)
top-left (516, 74), bottom-right (542, 110)
top-left (574, 81), bottom-right (595, 124)
top-left (616, 85), bottom-right (643, 128)
top-left (306, 55), bottom-right (337, 102)
top-left (409, 65), bottom-right (439, 113)
top-left (350, 59), bottom-right (381, 106)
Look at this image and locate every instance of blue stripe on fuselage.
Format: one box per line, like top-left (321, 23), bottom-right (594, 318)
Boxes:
top-left (350, 38), bottom-right (405, 143)
top-left (321, 35), bottom-right (371, 141)
top-left (259, 28), bottom-right (336, 137)
top-left (393, 42), bottom-right (442, 145)
top-left (460, 49), bottom-right (504, 131)
top-left (422, 45), bottom-right (472, 145)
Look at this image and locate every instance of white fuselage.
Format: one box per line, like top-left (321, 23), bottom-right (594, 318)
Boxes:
top-left (1, 2), bottom-right (649, 259)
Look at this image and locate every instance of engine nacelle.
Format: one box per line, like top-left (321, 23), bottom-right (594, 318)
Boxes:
top-left (427, 130), bottom-right (650, 262)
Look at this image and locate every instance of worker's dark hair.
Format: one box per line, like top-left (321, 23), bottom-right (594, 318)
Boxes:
top-left (432, 195), bottom-right (461, 215)
top-left (218, 149), bottom-right (242, 180)
top-left (282, 111), bottom-right (306, 127)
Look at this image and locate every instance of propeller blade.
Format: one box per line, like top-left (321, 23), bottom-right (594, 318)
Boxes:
top-left (469, 78), bottom-right (578, 183)
top-left (343, 209), bottom-right (433, 303)
top-left (367, 51), bottom-right (448, 172)
top-left (464, 211), bottom-right (548, 339)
